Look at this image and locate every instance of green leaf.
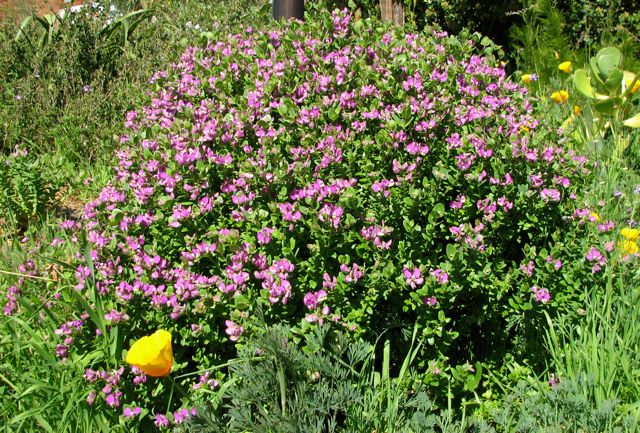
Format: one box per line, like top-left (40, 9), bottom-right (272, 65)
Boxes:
top-left (432, 166), bottom-right (449, 181)
top-left (604, 67), bottom-right (623, 93)
top-left (623, 112), bottom-right (640, 128)
top-left (596, 47), bottom-right (622, 78)
top-left (573, 69), bottom-right (595, 98)
top-left (402, 217), bottom-right (415, 232)
top-left (594, 98), bottom-right (618, 115)
top-left (446, 243), bottom-right (457, 259)
top-left (327, 106), bottom-right (340, 122)
top-left (428, 203), bottom-right (445, 223)
top-left (590, 57), bottom-right (605, 85)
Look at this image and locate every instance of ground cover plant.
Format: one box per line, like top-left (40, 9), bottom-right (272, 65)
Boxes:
top-left (1, 1), bottom-right (640, 432)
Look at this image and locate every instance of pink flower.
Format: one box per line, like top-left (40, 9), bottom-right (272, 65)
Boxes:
top-left (585, 247), bottom-right (605, 266)
top-left (341, 263), bottom-right (363, 283)
top-left (531, 285), bottom-right (550, 304)
top-left (225, 320), bottom-right (244, 342)
top-left (257, 227), bottom-right (274, 245)
top-left (155, 414), bottom-right (171, 428)
top-left (303, 290), bottom-right (328, 310)
top-left (519, 260), bottom-right (534, 277)
top-left (422, 296), bottom-right (437, 306)
top-left (86, 391), bottom-right (97, 405)
top-left (123, 406), bottom-right (141, 418)
top-left (430, 268), bottom-right (449, 284)
top-left (322, 273), bottom-right (337, 290)
top-left (540, 188), bottom-right (561, 202)
top-left (105, 390), bottom-right (122, 407)
top-left (174, 407), bottom-right (195, 424)
top-left (403, 267), bottom-right (423, 288)
top-left (104, 309), bottom-right (129, 324)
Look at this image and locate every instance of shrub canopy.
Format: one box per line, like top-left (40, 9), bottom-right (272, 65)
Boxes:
top-left (57, 9), bottom-right (598, 419)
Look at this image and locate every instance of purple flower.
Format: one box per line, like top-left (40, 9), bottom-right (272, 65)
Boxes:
top-left (155, 414), bottom-right (171, 428)
top-left (104, 309), bottom-right (129, 324)
top-left (519, 260), bottom-right (534, 277)
top-left (422, 296), bottom-right (437, 306)
top-left (531, 286), bottom-right (550, 304)
top-left (105, 390), bottom-right (122, 407)
top-left (318, 203), bottom-right (344, 229)
top-left (123, 406), bottom-right (141, 418)
top-left (322, 273), bottom-right (337, 290)
top-left (174, 407), bottom-right (195, 424)
top-left (303, 290), bottom-right (327, 310)
top-left (403, 267), bottom-right (424, 288)
top-left (192, 371), bottom-right (219, 390)
top-left (225, 320), bottom-right (244, 342)
top-left (585, 247), bottom-right (604, 262)
top-left (340, 263), bottom-right (363, 283)
top-left (540, 188), bottom-right (561, 202)
top-left (430, 268), bottom-right (449, 284)
top-left (257, 227), bottom-right (274, 245)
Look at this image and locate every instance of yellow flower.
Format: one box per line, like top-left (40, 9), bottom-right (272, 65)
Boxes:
top-left (126, 330), bottom-right (173, 377)
top-left (590, 212), bottom-right (601, 222)
top-left (619, 240), bottom-right (639, 257)
top-left (621, 227), bottom-right (640, 241)
top-left (626, 79), bottom-right (640, 94)
top-left (573, 105), bottom-right (581, 115)
top-left (521, 74), bottom-right (533, 85)
top-left (551, 90), bottom-right (569, 104)
top-left (558, 61), bottom-right (572, 73)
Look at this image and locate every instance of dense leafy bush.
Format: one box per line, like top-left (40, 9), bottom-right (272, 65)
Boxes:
top-left (407, 0), bottom-right (524, 46)
top-left (556, 0), bottom-right (640, 47)
top-left (9, 7), bottom-right (619, 428)
top-left (0, 148), bottom-right (57, 230)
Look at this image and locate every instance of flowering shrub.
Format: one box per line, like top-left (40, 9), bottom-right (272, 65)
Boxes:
top-left (30, 9), bottom-right (612, 426)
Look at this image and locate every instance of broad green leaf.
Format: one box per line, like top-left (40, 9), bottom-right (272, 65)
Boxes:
top-left (623, 112), bottom-right (640, 128)
top-left (590, 57), bottom-right (605, 85)
top-left (596, 47), bottom-right (622, 78)
top-left (573, 69), bottom-right (595, 98)
top-left (446, 243), bottom-right (457, 259)
top-left (604, 67), bottom-right (623, 93)
top-left (594, 98), bottom-right (618, 115)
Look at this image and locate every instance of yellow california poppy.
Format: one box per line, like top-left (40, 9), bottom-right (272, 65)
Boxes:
top-left (558, 61), bottom-right (572, 73)
top-left (573, 105), bottom-right (581, 115)
top-left (590, 212), bottom-right (601, 222)
top-left (619, 240), bottom-right (639, 257)
top-left (125, 330), bottom-right (173, 377)
top-left (551, 90), bottom-right (569, 104)
top-left (621, 227), bottom-right (640, 241)
top-left (626, 79), bottom-right (640, 94)
top-left (521, 74), bottom-right (533, 85)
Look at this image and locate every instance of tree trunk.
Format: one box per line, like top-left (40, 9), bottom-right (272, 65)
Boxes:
top-left (272, 0), bottom-right (304, 20)
top-left (380, 0), bottom-right (404, 26)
